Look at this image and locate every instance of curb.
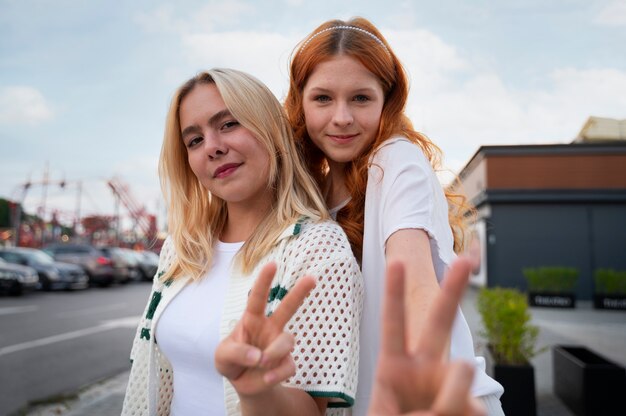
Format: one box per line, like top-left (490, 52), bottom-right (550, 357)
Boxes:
top-left (19, 370), bottom-right (129, 416)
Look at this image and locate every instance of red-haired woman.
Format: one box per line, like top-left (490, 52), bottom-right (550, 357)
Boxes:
top-left (285, 17), bottom-right (505, 415)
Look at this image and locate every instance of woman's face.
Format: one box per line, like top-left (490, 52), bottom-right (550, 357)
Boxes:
top-left (302, 55), bottom-right (385, 167)
top-left (179, 83), bottom-right (271, 208)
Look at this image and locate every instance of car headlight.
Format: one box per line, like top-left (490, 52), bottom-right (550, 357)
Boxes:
top-left (4, 271), bottom-right (24, 283)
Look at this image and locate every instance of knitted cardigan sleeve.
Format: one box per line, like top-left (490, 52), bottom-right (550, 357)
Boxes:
top-left (122, 237), bottom-right (175, 416)
top-left (272, 220), bottom-right (364, 410)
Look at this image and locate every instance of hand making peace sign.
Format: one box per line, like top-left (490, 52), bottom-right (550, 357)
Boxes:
top-left (368, 257), bottom-right (487, 416)
top-left (214, 262), bottom-right (316, 397)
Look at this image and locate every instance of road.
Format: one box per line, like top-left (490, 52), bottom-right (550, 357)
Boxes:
top-left (0, 282), bottom-right (151, 416)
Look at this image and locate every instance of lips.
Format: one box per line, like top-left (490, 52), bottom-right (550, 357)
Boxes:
top-left (327, 133), bottom-right (358, 143)
top-left (213, 163), bottom-right (242, 178)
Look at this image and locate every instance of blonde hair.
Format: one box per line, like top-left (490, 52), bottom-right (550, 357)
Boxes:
top-left (159, 68), bottom-right (329, 280)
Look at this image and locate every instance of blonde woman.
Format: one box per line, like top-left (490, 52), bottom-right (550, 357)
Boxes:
top-left (121, 68), bottom-right (363, 415)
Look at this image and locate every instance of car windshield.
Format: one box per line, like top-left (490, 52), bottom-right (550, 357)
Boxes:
top-left (27, 250), bottom-right (55, 265)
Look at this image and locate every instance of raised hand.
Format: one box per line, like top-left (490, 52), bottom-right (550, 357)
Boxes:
top-left (368, 257), bottom-right (486, 416)
top-left (214, 262), bottom-right (316, 397)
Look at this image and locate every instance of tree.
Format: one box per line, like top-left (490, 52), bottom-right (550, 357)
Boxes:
top-left (0, 198), bottom-right (11, 228)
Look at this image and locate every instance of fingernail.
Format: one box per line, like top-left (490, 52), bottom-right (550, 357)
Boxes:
top-left (264, 371), bottom-right (275, 384)
top-left (247, 349), bottom-right (261, 365)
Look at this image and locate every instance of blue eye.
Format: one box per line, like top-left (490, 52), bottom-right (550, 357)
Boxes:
top-left (354, 95), bottom-right (369, 102)
top-left (314, 95), bottom-right (331, 103)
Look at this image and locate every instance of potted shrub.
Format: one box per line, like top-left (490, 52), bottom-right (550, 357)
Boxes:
top-left (523, 266), bottom-right (579, 308)
top-left (477, 287), bottom-right (546, 416)
top-left (593, 268), bottom-right (626, 310)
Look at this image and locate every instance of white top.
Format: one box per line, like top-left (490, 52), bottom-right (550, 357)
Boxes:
top-left (156, 240), bottom-right (243, 416)
top-left (122, 218), bottom-right (363, 416)
top-left (353, 137), bottom-right (504, 415)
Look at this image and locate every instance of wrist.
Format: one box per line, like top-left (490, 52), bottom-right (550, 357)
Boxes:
top-left (238, 384), bottom-right (281, 414)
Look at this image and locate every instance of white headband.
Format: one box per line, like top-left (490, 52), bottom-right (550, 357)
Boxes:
top-left (300, 25), bottom-right (390, 56)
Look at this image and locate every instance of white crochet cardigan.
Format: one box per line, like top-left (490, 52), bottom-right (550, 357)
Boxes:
top-left (121, 218), bottom-right (363, 415)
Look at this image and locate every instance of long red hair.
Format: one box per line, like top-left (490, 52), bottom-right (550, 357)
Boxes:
top-left (285, 17), bottom-right (473, 260)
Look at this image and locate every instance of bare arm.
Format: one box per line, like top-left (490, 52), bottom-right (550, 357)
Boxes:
top-left (240, 387), bottom-right (327, 416)
top-left (385, 228), bottom-right (441, 350)
top-left (368, 256), bottom-right (485, 416)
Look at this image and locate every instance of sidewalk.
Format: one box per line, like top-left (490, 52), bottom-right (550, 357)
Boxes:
top-left (22, 287), bottom-right (626, 416)
top-left (462, 287), bottom-right (626, 416)
top-left (22, 370), bottom-right (129, 416)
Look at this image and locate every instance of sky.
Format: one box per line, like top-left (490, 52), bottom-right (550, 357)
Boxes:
top-left (1, 0), bottom-right (625, 231)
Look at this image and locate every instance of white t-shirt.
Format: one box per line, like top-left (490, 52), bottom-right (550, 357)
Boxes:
top-left (122, 219), bottom-right (363, 416)
top-left (156, 240), bottom-right (244, 416)
top-left (353, 137), bottom-right (504, 415)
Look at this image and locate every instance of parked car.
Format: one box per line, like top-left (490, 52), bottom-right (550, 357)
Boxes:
top-left (125, 249), bottom-right (159, 281)
top-left (43, 243), bottom-right (116, 287)
top-left (0, 257), bottom-right (39, 295)
top-left (99, 246), bottom-right (139, 284)
top-left (0, 247), bottom-right (89, 291)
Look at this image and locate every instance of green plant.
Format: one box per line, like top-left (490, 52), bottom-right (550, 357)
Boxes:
top-left (594, 269), bottom-right (626, 295)
top-left (523, 266), bottom-right (579, 293)
top-left (477, 287), bottom-right (545, 365)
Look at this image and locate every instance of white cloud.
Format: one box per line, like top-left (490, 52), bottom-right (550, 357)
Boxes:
top-left (412, 66), bottom-right (626, 175)
top-left (135, 4), bottom-right (179, 33)
top-left (528, 67), bottom-right (626, 133)
top-left (594, 0), bottom-right (626, 26)
top-left (386, 29), bottom-right (469, 92)
top-left (111, 156), bottom-right (161, 206)
top-left (136, 1), bottom-right (254, 34)
top-left (180, 31), bottom-right (301, 99)
top-left (136, 15), bottom-right (626, 184)
top-left (379, 28), bottom-right (626, 175)
top-left (0, 86), bottom-right (54, 125)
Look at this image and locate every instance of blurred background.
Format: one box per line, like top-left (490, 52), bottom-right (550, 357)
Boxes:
top-left (1, 1), bottom-right (625, 415)
top-left (1, 0), bottom-right (625, 249)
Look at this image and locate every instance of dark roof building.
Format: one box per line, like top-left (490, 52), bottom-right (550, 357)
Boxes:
top-left (456, 117), bottom-right (626, 300)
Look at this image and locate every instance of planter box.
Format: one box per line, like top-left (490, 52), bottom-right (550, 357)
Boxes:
top-left (593, 294), bottom-right (626, 310)
top-left (553, 345), bottom-right (626, 416)
top-left (528, 291), bottom-right (576, 308)
top-left (484, 347), bottom-right (537, 416)
top-left (494, 363), bottom-right (536, 416)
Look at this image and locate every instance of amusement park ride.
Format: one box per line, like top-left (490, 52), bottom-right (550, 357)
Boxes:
top-left (8, 165), bottom-right (157, 248)
top-left (106, 176), bottom-right (157, 241)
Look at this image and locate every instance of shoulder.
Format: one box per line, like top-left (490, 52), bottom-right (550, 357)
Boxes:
top-left (367, 137), bottom-right (434, 188)
top-left (297, 218), bottom-right (351, 245)
top-left (369, 137), bottom-right (432, 183)
top-left (280, 218), bottom-right (356, 265)
top-left (371, 136), bottom-right (428, 163)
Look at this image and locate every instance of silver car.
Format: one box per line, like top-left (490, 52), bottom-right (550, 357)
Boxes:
top-left (0, 257), bottom-right (39, 295)
top-left (0, 247), bottom-right (89, 291)
top-left (43, 243), bottom-right (115, 287)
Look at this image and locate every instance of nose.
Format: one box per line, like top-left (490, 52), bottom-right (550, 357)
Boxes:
top-left (205, 134), bottom-right (228, 160)
top-left (331, 102), bottom-right (354, 127)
